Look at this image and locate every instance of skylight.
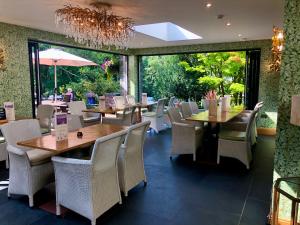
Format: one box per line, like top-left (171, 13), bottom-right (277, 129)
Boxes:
top-left (134, 22), bottom-right (202, 41)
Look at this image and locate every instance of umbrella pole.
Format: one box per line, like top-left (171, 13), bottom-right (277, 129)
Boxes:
top-left (54, 64), bottom-right (57, 102)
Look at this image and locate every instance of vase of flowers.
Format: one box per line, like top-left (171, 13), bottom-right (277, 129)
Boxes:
top-left (205, 90), bottom-right (218, 117)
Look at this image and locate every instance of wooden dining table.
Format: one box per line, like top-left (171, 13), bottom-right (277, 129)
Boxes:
top-left (186, 108), bottom-right (244, 123)
top-left (185, 108), bottom-right (244, 165)
top-left (17, 123), bottom-right (127, 154)
top-left (83, 101), bottom-right (157, 122)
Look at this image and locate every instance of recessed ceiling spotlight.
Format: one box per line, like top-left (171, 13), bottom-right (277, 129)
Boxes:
top-left (238, 34), bottom-right (242, 37)
top-left (226, 22), bottom-right (231, 26)
top-left (205, 3), bottom-right (212, 8)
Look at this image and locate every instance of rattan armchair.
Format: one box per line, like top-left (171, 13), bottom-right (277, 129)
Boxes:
top-left (52, 130), bottom-right (127, 225)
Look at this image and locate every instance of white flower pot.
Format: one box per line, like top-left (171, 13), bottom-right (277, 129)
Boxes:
top-left (208, 99), bottom-right (218, 117)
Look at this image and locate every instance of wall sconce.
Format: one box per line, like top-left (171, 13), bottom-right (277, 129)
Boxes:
top-left (290, 95), bottom-right (300, 126)
top-left (0, 48), bottom-right (5, 71)
top-left (270, 26), bottom-right (284, 72)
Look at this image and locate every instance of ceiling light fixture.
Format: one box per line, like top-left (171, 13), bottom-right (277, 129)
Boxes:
top-left (205, 3), bottom-right (212, 8)
top-left (270, 26), bottom-right (284, 72)
top-left (238, 34), bottom-right (242, 37)
top-left (55, 2), bottom-right (134, 49)
top-left (226, 22), bottom-right (231, 26)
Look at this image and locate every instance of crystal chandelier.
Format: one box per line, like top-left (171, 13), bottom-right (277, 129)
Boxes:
top-left (55, 2), bottom-right (134, 49)
top-left (270, 26), bottom-right (284, 72)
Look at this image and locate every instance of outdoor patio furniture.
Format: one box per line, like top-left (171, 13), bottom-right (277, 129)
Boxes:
top-left (52, 130), bottom-right (127, 225)
top-left (118, 121), bottom-right (150, 196)
top-left (126, 95), bottom-right (136, 105)
top-left (37, 104), bottom-right (55, 134)
top-left (1, 119), bottom-right (54, 207)
top-left (113, 96), bottom-right (126, 110)
top-left (167, 108), bottom-right (204, 161)
top-left (142, 98), bottom-right (166, 133)
top-left (68, 101), bottom-right (101, 126)
top-left (217, 109), bottom-right (258, 169)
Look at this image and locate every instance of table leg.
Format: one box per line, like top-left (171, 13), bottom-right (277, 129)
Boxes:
top-left (272, 189), bottom-right (279, 225)
top-left (291, 201), bottom-right (298, 225)
top-left (138, 106), bottom-right (142, 122)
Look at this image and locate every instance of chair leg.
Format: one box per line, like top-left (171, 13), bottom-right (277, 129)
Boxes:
top-left (217, 154), bottom-right (220, 164)
top-left (193, 153), bottom-right (196, 162)
top-left (124, 191), bottom-right (128, 197)
top-left (91, 219), bottom-right (96, 225)
top-left (56, 203), bottom-right (61, 216)
top-left (29, 195), bottom-right (34, 207)
top-left (7, 192), bottom-right (10, 198)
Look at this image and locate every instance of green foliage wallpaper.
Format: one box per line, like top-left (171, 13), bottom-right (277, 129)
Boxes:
top-left (273, 0), bottom-right (300, 219)
top-left (133, 39), bottom-right (279, 128)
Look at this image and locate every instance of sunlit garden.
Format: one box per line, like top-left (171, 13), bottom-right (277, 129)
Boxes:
top-left (141, 51), bottom-right (246, 107)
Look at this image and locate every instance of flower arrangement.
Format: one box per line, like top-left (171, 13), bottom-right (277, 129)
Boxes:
top-left (205, 90), bottom-right (217, 100)
top-left (205, 90), bottom-right (218, 116)
top-left (101, 58), bottom-right (114, 80)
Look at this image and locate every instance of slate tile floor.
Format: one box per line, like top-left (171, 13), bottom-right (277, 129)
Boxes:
top-left (0, 130), bottom-right (274, 225)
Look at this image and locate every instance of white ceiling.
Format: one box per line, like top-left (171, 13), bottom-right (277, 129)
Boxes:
top-left (0, 0), bottom-right (284, 49)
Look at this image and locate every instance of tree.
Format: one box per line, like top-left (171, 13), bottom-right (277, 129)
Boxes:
top-left (179, 52), bottom-right (246, 97)
top-left (142, 55), bottom-right (184, 100)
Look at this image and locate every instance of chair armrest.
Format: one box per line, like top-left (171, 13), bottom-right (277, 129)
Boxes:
top-left (172, 122), bottom-right (194, 128)
top-left (7, 145), bottom-right (26, 156)
top-left (52, 156), bottom-right (92, 166)
top-left (102, 117), bottom-right (123, 125)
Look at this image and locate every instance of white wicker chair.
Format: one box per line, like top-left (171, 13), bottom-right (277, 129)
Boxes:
top-left (0, 119), bottom-right (54, 207)
top-left (126, 95), bottom-right (136, 105)
top-left (142, 99), bottom-right (166, 133)
top-left (189, 101), bottom-right (203, 114)
top-left (37, 104), bottom-right (55, 134)
top-left (167, 108), bottom-right (204, 161)
top-left (52, 130), bottom-right (127, 225)
top-left (118, 121), bottom-right (150, 197)
top-left (180, 102), bottom-right (204, 128)
top-left (102, 106), bottom-right (136, 126)
top-left (68, 101), bottom-right (101, 126)
top-left (67, 114), bottom-right (84, 132)
top-left (217, 109), bottom-right (258, 169)
top-left (0, 135), bottom-right (8, 168)
top-left (168, 97), bottom-right (176, 108)
top-left (221, 102), bottom-right (264, 145)
top-left (113, 96), bottom-right (127, 109)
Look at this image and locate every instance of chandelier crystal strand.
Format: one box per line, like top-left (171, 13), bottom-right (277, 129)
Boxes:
top-left (55, 4), bottom-right (134, 49)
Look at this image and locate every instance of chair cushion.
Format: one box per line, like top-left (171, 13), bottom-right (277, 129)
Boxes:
top-left (0, 137), bottom-right (5, 144)
top-left (219, 130), bottom-right (246, 141)
top-left (83, 116), bottom-right (100, 123)
top-left (26, 149), bottom-right (55, 166)
top-left (142, 112), bottom-right (157, 117)
top-left (40, 128), bottom-right (50, 134)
